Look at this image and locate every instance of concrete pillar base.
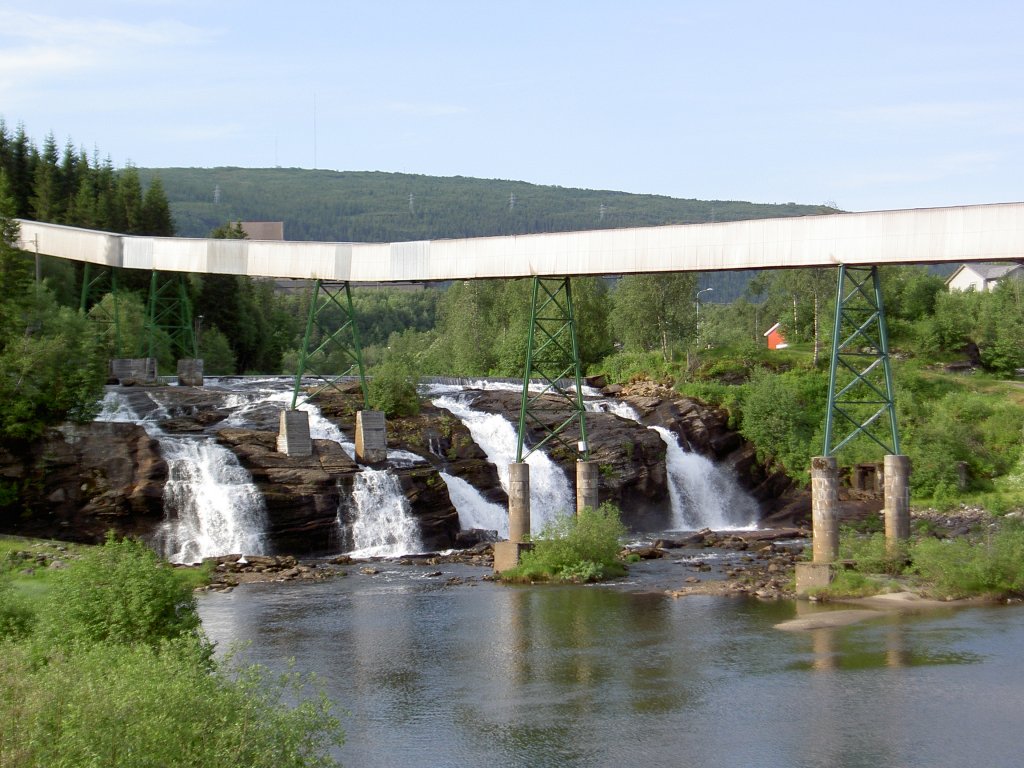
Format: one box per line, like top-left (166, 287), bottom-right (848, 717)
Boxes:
top-left (576, 460), bottom-right (600, 514)
top-left (508, 462), bottom-right (530, 543)
top-left (176, 358), bottom-right (204, 387)
top-left (795, 562), bottom-right (837, 596)
top-left (277, 409), bottom-right (312, 457)
top-left (355, 410), bottom-right (387, 464)
top-left (493, 541), bottom-right (534, 573)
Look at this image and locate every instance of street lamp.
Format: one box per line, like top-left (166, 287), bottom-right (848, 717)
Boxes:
top-left (695, 287), bottom-right (714, 316)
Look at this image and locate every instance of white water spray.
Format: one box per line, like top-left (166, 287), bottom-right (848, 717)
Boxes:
top-left (440, 471), bottom-right (508, 536)
top-left (652, 426), bottom-right (758, 530)
top-left (432, 394), bottom-right (573, 531)
top-left (96, 388), bottom-right (270, 564)
top-left (349, 469), bottom-right (422, 557)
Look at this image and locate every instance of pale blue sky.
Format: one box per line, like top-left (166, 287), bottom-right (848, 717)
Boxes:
top-left (2, 0), bottom-right (1022, 212)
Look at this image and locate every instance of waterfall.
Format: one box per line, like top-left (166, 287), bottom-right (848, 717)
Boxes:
top-left (431, 394), bottom-right (573, 531)
top-left (440, 471), bottom-right (508, 537)
top-left (349, 469), bottom-right (422, 557)
top-left (651, 426), bottom-right (758, 531)
top-left (96, 388), bottom-right (270, 564)
top-left (155, 438), bottom-right (269, 563)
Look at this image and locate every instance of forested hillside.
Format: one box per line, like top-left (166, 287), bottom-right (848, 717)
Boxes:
top-left (139, 167), bottom-right (837, 301)
top-left (138, 166), bottom-right (836, 245)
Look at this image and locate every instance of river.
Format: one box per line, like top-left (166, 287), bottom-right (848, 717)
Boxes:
top-left (198, 558), bottom-right (1024, 768)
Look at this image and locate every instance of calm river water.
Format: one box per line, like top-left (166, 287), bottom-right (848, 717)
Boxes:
top-left (198, 560), bottom-right (1024, 768)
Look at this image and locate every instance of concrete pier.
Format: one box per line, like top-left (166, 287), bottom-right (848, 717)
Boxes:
top-left (355, 410), bottom-right (387, 464)
top-left (576, 460), bottom-right (600, 514)
top-left (494, 462), bottom-right (532, 572)
top-left (883, 454), bottom-right (911, 544)
top-left (277, 409), bottom-right (312, 457)
top-left (176, 358), bottom-right (204, 387)
top-left (109, 358), bottom-right (158, 386)
top-left (811, 455), bottom-right (839, 563)
top-left (796, 455), bottom-right (839, 595)
top-left (508, 462), bottom-right (530, 543)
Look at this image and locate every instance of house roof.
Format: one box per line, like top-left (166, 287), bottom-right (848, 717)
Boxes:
top-left (945, 262), bottom-right (1023, 285)
top-left (763, 322), bottom-right (782, 337)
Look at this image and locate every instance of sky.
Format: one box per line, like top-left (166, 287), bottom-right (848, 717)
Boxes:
top-left (1, 0), bottom-right (1022, 213)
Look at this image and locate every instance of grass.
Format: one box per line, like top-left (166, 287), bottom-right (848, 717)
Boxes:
top-left (1, 535), bottom-right (214, 603)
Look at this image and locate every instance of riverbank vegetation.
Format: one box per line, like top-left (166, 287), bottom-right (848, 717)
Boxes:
top-left (0, 534), bottom-right (344, 767)
top-left (818, 518), bottom-right (1024, 600)
top-left (501, 503), bottom-right (628, 583)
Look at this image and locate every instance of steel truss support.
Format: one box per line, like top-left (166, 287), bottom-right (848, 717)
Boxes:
top-left (824, 265), bottom-right (900, 457)
top-left (79, 264), bottom-right (123, 356)
top-left (146, 270), bottom-right (197, 361)
top-left (516, 276), bottom-right (588, 462)
top-left (290, 280), bottom-right (369, 410)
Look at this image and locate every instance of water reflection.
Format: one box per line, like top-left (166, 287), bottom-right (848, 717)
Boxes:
top-left (198, 571), bottom-right (1024, 768)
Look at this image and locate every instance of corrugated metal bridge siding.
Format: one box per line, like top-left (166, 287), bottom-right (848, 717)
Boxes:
top-left (15, 202), bottom-right (1024, 282)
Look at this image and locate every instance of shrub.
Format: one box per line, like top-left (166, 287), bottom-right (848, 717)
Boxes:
top-left (910, 520), bottom-right (1024, 598)
top-left (507, 503), bottom-right (627, 583)
top-left (838, 529), bottom-right (908, 576)
top-left (0, 639), bottom-right (344, 768)
top-left (34, 533), bottom-right (202, 651)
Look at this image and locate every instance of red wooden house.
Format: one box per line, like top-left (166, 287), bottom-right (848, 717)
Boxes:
top-left (763, 323), bottom-right (788, 350)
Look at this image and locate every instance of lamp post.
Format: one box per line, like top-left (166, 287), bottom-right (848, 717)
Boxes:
top-left (696, 287), bottom-right (714, 317)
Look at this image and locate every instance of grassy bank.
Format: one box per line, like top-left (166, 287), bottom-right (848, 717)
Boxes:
top-left (815, 515), bottom-right (1024, 600)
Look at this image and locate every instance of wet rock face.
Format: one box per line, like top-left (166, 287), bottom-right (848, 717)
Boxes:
top-left (0, 422), bottom-right (166, 543)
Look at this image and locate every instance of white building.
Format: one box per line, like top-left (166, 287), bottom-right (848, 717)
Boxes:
top-left (945, 262), bottom-right (1024, 293)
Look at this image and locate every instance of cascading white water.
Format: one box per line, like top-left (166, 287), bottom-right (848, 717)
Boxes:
top-left (156, 439), bottom-right (269, 563)
top-left (96, 388), bottom-right (270, 564)
top-left (350, 469), bottom-right (422, 557)
top-left (439, 471), bottom-right (508, 537)
top-left (431, 394), bottom-right (574, 531)
top-left (651, 425), bottom-right (758, 530)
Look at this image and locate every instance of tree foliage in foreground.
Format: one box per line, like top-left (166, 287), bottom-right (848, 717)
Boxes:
top-left (0, 535), bottom-right (344, 767)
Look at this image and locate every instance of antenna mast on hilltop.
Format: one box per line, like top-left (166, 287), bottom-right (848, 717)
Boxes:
top-left (312, 94), bottom-right (318, 170)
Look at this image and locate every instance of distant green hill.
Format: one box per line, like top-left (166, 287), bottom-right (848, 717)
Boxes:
top-left (137, 167), bottom-right (837, 301)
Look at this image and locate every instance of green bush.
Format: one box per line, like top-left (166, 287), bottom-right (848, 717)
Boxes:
top-left (34, 533), bottom-right (202, 651)
top-left (838, 529), bottom-right (908, 576)
top-left (0, 639), bottom-right (343, 768)
top-left (506, 503), bottom-right (628, 583)
top-left (910, 521), bottom-right (1024, 598)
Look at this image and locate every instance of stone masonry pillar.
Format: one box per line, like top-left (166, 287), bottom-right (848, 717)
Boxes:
top-left (277, 409), bottom-right (312, 457)
top-left (796, 456), bottom-right (840, 595)
top-left (884, 454), bottom-right (911, 544)
top-left (494, 462), bottom-right (532, 572)
top-left (811, 455), bottom-right (839, 563)
top-left (176, 358), bottom-right (204, 387)
top-left (576, 460), bottom-right (599, 514)
top-left (508, 462), bottom-right (531, 543)
top-left (355, 410), bottom-right (387, 464)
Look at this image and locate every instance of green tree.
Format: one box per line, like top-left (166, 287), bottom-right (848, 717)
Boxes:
top-left (610, 273), bottom-right (697, 361)
top-left (141, 175), bottom-right (175, 235)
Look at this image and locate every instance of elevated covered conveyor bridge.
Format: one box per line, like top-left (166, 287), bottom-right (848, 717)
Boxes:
top-left (15, 202), bottom-right (1024, 571)
top-left (15, 202), bottom-right (1024, 281)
